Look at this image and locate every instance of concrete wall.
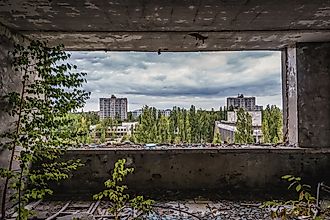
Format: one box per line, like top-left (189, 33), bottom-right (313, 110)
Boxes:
top-left (48, 148), bottom-right (330, 200)
top-left (0, 25), bottom-right (28, 209)
top-left (296, 42), bottom-right (330, 148)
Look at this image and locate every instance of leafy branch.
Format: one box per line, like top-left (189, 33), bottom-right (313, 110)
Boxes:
top-left (0, 40), bottom-right (89, 219)
top-left (261, 175), bottom-right (318, 219)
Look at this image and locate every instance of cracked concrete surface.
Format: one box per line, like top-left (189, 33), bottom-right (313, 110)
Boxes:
top-left (0, 0), bottom-right (330, 51)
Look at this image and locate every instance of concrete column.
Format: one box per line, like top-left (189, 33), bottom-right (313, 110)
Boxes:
top-left (282, 47), bottom-right (298, 146)
top-left (283, 43), bottom-right (330, 148)
top-left (296, 42), bottom-right (330, 148)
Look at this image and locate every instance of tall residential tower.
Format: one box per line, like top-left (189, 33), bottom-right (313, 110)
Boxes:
top-left (99, 95), bottom-right (128, 120)
top-left (227, 94), bottom-right (263, 111)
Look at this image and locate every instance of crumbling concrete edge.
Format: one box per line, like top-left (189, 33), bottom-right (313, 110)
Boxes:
top-left (0, 22), bottom-right (30, 45)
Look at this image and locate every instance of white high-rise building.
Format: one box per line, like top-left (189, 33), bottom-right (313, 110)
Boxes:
top-left (99, 95), bottom-right (128, 120)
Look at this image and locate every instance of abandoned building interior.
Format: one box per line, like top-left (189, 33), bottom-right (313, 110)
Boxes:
top-left (0, 0), bottom-right (330, 219)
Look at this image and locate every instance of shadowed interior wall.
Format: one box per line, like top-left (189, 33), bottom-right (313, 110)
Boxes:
top-left (297, 42), bottom-right (330, 148)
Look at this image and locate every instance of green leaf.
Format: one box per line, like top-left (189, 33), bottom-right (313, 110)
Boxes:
top-left (288, 177), bottom-right (295, 181)
top-left (295, 184), bottom-right (301, 192)
top-left (282, 175), bottom-right (292, 179)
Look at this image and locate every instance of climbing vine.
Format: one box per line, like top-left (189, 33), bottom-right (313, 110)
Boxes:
top-left (0, 40), bottom-right (89, 219)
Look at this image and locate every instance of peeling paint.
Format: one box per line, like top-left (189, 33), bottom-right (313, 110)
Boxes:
top-left (63, 6), bottom-right (80, 13)
top-left (66, 12), bottom-right (80, 17)
top-left (197, 43), bottom-right (207, 49)
top-left (174, 20), bottom-right (187, 24)
top-left (262, 35), bottom-right (277, 42)
top-left (111, 34), bottom-right (143, 42)
top-left (57, 2), bottom-right (71, 6)
top-left (85, 0), bottom-right (100, 10)
top-left (297, 20), bottom-right (317, 26)
top-left (27, 18), bottom-right (52, 25)
top-left (249, 36), bottom-right (262, 42)
top-left (315, 7), bottom-right (330, 17)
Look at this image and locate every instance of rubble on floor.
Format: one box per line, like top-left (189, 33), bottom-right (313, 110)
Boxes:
top-left (77, 142), bottom-right (296, 150)
top-left (15, 200), bottom-right (271, 220)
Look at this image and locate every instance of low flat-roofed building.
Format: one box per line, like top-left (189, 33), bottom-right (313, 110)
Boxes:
top-left (215, 121), bottom-right (263, 144)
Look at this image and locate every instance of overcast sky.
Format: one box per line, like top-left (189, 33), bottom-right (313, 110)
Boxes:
top-left (69, 51), bottom-right (282, 111)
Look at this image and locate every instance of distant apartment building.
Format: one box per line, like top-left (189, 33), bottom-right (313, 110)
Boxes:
top-left (91, 122), bottom-right (138, 139)
top-left (215, 94), bottom-right (263, 143)
top-left (131, 109), bottom-right (143, 119)
top-left (160, 109), bottom-right (172, 117)
top-left (99, 95), bottom-right (128, 120)
top-left (227, 94), bottom-right (263, 111)
top-left (131, 108), bottom-right (172, 119)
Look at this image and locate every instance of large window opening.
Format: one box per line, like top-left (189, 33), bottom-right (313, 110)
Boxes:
top-left (68, 51), bottom-right (282, 147)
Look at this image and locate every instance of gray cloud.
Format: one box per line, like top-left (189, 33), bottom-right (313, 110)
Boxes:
top-left (68, 51), bottom-right (282, 111)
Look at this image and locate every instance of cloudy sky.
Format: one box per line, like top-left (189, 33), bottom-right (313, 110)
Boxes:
top-left (69, 51), bottom-right (282, 111)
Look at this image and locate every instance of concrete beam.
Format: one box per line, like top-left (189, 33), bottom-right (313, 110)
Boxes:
top-left (21, 30), bottom-right (330, 51)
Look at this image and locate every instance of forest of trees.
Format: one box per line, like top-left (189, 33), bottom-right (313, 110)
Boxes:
top-left (133, 105), bottom-right (227, 144)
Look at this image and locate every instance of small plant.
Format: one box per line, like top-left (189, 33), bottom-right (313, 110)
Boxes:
top-left (93, 159), bottom-right (154, 220)
top-left (262, 175), bottom-right (318, 219)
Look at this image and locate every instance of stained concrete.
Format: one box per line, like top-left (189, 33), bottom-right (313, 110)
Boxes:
top-left (47, 148), bottom-right (330, 200)
top-left (1, 1), bottom-right (330, 50)
top-left (282, 47), bottom-right (298, 145)
top-left (0, 28), bottom-right (29, 210)
top-left (17, 30), bottom-right (330, 51)
top-left (296, 42), bottom-right (330, 148)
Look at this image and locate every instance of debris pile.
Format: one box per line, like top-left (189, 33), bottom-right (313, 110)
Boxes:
top-left (77, 142), bottom-right (293, 150)
top-left (15, 200), bottom-right (270, 220)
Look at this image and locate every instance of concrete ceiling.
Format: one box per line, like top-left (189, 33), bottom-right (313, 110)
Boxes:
top-left (1, 0), bottom-right (330, 51)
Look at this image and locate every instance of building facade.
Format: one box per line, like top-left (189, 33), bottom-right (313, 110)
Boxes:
top-left (90, 122), bottom-right (138, 140)
top-left (131, 109), bottom-right (143, 119)
top-left (215, 121), bottom-right (263, 144)
top-left (227, 94), bottom-right (263, 111)
top-left (227, 111), bottom-right (262, 127)
top-left (99, 95), bottom-right (128, 120)
top-left (215, 94), bottom-right (263, 143)
top-left (160, 109), bottom-right (172, 117)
